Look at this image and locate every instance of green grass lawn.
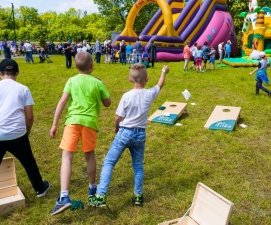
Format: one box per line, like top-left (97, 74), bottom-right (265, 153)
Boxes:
top-left (1, 55), bottom-right (271, 225)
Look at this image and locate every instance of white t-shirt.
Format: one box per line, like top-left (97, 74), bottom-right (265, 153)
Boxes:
top-left (23, 43), bottom-right (32, 51)
top-left (191, 46), bottom-right (197, 57)
top-left (77, 47), bottom-right (82, 53)
top-left (82, 46), bottom-right (88, 52)
top-left (0, 79), bottom-right (34, 140)
top-left (218, 43), bottom-right (223, 53)
top-left (116, 85), bottom-right (160, 128)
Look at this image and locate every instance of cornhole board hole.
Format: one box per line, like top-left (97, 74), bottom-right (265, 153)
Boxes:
top-left (158, 182), bottom-right (234, 225)
top-left (148, 102), bottom-right (188, 126)
top-left (0, 157), bottom-right (25, 214)
top-left (204, 105), bottom-right (241, 131)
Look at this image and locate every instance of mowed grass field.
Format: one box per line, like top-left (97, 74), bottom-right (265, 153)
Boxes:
top-left (1, 55), bottom-right (271, 225)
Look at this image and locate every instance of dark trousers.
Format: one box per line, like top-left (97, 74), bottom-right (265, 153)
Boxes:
top-left (4, 52), bottom-right (11, 59)
top-left (65, 54), bottom-right (72, 68)
top-left (96, 52), bottom-right (101, 63)
top-left (0, 134), bottom-right (44, 192)
top-left (256, 78), bottom-right (270, 94)
top-left (120, 53), bottom-right (126, 65)
top-left (150, 58), bottom-right (155, 67)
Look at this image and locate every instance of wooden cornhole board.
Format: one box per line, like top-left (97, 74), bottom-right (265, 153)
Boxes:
top-left (0, 157), bottom-right (25, 214)
top-left (158, 182), bottom-right (234, 225)
top-left (148, 102), bottom-right (188, 126)
top-left (204, 105), bottom-right (241, 131)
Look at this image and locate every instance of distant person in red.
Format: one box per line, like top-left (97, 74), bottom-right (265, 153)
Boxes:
top-left (183, 41), bottom-right (191, 72)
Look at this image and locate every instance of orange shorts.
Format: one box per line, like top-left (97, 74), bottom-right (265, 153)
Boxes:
top-left (59, 124), bottom-right (97, 152)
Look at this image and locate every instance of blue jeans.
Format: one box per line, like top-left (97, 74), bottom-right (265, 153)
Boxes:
top-left (136, 53), bottom-right (142, 63)
top-left (26, 51), bottom-right (34, 63)
top-left (224, 52), bottom-right (230, 58)
top-left (97, 127), bottom-right (146, 195)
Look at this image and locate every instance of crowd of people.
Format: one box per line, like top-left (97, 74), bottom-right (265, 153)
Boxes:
top-left (184, 40), bottom-right (232, 73)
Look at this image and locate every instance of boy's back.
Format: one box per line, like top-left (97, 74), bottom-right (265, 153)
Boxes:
top-left (88, 63), bottom-right (169, 208)
top-left (64, 74), bottom-right (109, 131)
top-left (116, 86), bottom-right (160, 129)
top-left (0, 79), bottom-right (32, 140)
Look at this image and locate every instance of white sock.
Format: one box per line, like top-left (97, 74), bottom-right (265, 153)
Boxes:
top-left (89, 184), bottom-right (96, 189)
top-left (60, 190), bottom-right (69, 198)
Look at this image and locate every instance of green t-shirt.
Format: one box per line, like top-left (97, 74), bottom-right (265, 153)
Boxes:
top-left (64, 74), bottom-right (110, 131)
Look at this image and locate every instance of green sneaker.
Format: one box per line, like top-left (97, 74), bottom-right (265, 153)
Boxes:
top-left (133, 194), bottom-right (144, 206)
top-left (88, 194), bottom-right (106, 207)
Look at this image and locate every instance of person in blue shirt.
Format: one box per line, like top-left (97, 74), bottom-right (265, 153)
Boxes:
top-left (224, 40), bottom-right (231, 58)
top-left (201, 42), bottom-right (210, 72)
top-left (95, 38), bottom-right (102, 63)
top-left (249, 51), bottom-right (271, 96)
top-left (126, 43), bottom-right (133, 63)
top-left (3, 39), bottom-right (11, 59)
top-left (133, 38), bottom-right (143, 63)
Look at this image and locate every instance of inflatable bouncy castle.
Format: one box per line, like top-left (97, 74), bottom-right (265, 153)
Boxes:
top-left (240, 0), bottom-right (271, 57)
top-left (113, 0), bottom-right (237, 61)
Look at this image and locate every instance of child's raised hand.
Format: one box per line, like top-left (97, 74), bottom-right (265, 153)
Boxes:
top-left (162, 65), bottom-right (169, 74)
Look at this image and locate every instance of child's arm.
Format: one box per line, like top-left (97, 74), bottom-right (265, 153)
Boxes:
top-left (157, 65), bottom-right (169, 89)
top-left (115, 115), bottom-right (123, 133)
top-left (249, 63), bottom-right (261, 75)
top-left (24, 105), bottom-right (34, 135)
top-left (102, 97), bottom-right (111, 107)
top-left (50, 92), bottom-right (70, 138)
top-left (249, 67), bottom-right (258, 75)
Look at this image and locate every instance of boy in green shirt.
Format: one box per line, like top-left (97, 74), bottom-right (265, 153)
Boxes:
top-left (50, 52), bottom-right (111, 215)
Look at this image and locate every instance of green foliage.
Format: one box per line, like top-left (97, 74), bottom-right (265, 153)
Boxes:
top-left (238, 12), bottom-right (248, 17)
top-left (93, 0), bottom-right (159, 33)
top-left (1, 57), bottom-right (271, 224)
top-left (39, 36), bottom-right (46, 47)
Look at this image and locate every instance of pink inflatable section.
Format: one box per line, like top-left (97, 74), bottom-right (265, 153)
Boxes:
top-left (157, 11), bottom-right (237, 61)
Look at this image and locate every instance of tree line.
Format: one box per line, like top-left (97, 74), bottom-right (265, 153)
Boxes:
top-left (0, 0), bottom-right (270, 46)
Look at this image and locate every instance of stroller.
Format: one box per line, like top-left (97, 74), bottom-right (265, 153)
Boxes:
top-left (39, 48), bottom-right (53, 63)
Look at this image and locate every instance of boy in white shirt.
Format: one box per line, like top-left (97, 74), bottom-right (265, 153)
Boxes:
top-left (0, 59), bottom-right (50, 198)
top-left (88, 63), bottom-right (169, 207)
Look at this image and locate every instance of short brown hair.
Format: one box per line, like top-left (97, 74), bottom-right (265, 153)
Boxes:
top-left (129, 63), bottom-right (147, 83)
top-left (75, 52), bottom-right (93, 72)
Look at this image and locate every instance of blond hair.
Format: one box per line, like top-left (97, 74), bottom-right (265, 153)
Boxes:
top-left (75, 52), bottom-right (93, 72)
top-left (129, 63), bottom-right (147, 83)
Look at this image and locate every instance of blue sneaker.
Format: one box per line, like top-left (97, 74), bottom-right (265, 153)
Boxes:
top-left (87, 186), bottom-right (97, 203)
top-left (88, 186), bottom-right (97, 197)
top-left (51, 196), bottom-right (72, 216)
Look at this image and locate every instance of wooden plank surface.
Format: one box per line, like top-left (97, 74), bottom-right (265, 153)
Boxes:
top-left (148, 102), bottom-right (188, 125)
top-left (204, 105), bottom-right (241, 131)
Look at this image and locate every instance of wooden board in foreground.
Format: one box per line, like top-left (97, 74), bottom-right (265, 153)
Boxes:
top-left (204, 105), bottom-right (241, 131)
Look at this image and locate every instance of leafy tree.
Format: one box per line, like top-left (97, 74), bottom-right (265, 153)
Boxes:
top-left (93, 0), bottom-right (158, 33)
top-left (39, 35), bottom-right (46, 47)
top-left (18, 6), bottom-right (41, 26)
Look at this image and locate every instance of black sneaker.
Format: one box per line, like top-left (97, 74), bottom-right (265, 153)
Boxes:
top-left (36, 181), bottom-right (50, 198)
top-left (133, 194), bottom-right (144, 206)
top-left (268, 91), bottom-right (271, 97)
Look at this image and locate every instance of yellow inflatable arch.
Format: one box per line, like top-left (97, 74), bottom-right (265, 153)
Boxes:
top-left (121, 0), bottom-right (179, 38)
